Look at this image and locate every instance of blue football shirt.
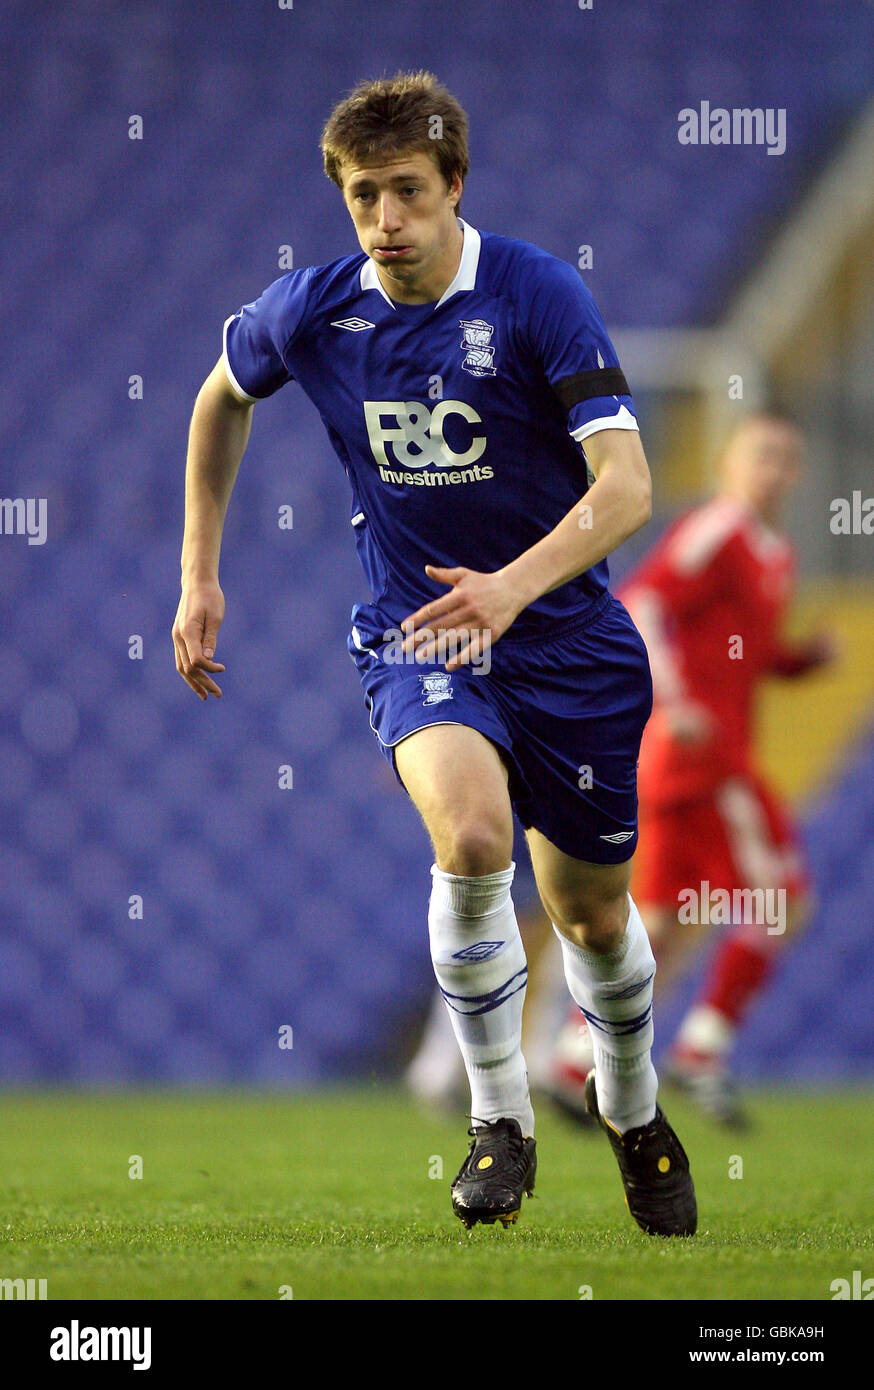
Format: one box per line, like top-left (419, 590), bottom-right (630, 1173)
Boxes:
top-left (223, 218), bottom-right (638, 641)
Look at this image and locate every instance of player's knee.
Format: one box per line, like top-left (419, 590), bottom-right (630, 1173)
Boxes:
top-left (552, 893), bottom-right (629, 954)
top-left (434, 818), bottom-right (512, 877)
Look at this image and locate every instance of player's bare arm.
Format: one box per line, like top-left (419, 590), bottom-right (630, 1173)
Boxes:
top-left (400, 428), bottom-right (652, 668)
top-left (172, 356), bottom-right (254, 700)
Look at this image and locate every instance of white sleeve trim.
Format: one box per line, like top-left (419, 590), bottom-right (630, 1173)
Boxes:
top-left (222, 313), bottom-right (260, 403)
top-left (669, 497), bottom-right (744, 575)
top-left (570, 403), bottom-right (639, 442)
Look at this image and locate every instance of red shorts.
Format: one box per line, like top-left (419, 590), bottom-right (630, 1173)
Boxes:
top-left (632, 772), bottom-right (809, 910)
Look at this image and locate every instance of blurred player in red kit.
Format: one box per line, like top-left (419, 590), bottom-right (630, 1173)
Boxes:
top-left (550, 412), bottom-right (834, 1125)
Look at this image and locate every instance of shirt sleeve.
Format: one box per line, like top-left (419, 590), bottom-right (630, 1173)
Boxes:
top-left (620, 506), bottom-right (741, 620)
top-left (222, 268), bottom-right (312, 401)
top-left (522, 254), bottom-right (638, 442)
top-left (617, 509), bottom-right (739, 706)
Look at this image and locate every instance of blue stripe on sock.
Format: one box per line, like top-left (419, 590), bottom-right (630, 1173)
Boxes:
top-left (578, 1002), bottom-right (653, 1037)
top-left (439, 967), bottom-right (528, 1016)
top-left (441, 976), bottom-right (529, 1018)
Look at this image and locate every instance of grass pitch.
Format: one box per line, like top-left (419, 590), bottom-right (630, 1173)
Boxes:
top-left (0, 1087), bottom-right (871, 1301)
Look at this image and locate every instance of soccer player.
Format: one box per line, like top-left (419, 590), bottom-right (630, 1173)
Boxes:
top-left (172, 71), bottom-right (696, 1236)
top-left (550, 413), bottom-right (832, 1125)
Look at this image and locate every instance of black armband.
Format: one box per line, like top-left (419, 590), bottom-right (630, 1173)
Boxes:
top-left (552, 367), bottom-right (630, 413)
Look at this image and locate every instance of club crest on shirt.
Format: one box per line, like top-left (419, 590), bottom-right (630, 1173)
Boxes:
top-left (459, 319), bottom-right (497, 377)
top-left (419, 672), bottom-right (454, 705)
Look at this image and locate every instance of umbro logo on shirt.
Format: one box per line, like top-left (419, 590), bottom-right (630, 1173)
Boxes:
top-left (331, 317), bottom-right (375, 332)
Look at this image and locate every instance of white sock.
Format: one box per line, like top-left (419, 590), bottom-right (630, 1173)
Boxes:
top-left (674, 1004), bottom-right (736, 1061)
top-left (428, 861), bottom-right (534, 1135)
top-left (554, 894), bottom-right (657, 1133)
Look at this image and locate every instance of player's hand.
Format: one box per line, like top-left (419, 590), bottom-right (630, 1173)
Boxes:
top-left (172, 579), bottom-right (226, 700)
top-left (662, 699), bottom-right (714, 745)
top-left (399, 564), bottom-right (523, 670)
top-left (805, 630), bottom-right (841, 667)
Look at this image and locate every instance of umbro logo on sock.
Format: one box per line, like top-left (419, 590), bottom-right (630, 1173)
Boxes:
top-left (451, 940), bottom-right (505, 962)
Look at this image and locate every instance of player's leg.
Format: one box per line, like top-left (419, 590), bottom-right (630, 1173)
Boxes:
top-left (408, 895), bottom-right (556, 1112)
top-left (394, 721), bottom-right (514, 874)
top-left (394, 723), bottom-right (536, 1226)
top-left (548, 903), bottom-right (677, 1123)
top-left (527, 828), bottom-right (696, 1236)
top-left (631, 797), bottom-right (714, 995)
top-left (545, 757), bottom-right (688, 1117)
top-left (669, 776), bottom-right (809, 1064)
top-left (667, 776), bottom-right (810, 1123)
top-left (347, 618), bottom-right (537, 1224)
top-left (398, 713), bottom-right (511, 1109)
top-left (526, 830), bottom-right (658, 1133)
top-left (472, 595), bottom-right (693, 1231)
top-left (671, 896), bottom-right (809, 1064)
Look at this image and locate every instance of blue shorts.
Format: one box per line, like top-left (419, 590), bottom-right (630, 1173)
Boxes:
top-left (346, 591), bottom-right (653, 863)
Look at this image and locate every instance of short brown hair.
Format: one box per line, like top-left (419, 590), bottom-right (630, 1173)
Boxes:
top-left (320, 70), bottom-right (469, 213)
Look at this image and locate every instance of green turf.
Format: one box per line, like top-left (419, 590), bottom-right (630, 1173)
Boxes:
top-left (0, 1087), bottom-right (871, 1300)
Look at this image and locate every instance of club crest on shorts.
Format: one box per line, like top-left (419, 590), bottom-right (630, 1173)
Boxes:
top-left (419, 672), bottom-right (454, 705)
top-left (459, 319), bottom-right (497, 376)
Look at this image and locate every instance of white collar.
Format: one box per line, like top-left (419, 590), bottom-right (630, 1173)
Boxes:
top-left (358, 217), bottom-right (481, 310)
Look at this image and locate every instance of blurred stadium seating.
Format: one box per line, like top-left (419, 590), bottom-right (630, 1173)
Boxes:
top-left (1, 0), bottom-right (872, 1082)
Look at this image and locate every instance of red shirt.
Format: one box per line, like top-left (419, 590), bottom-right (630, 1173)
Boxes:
top-left (618, 496), bottom-right (814, 807)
